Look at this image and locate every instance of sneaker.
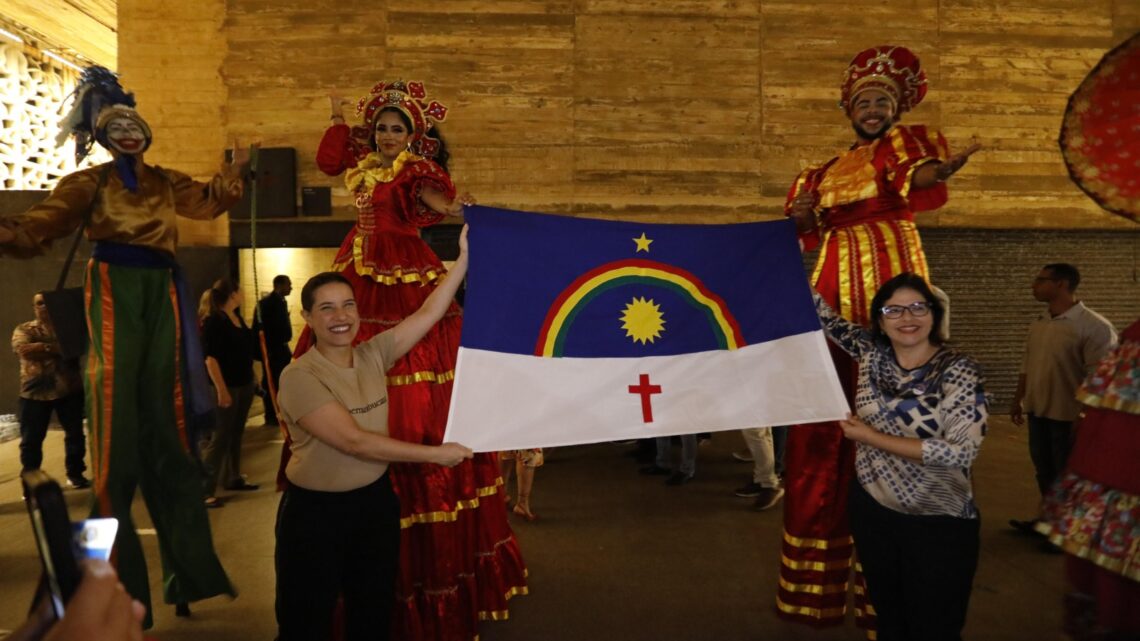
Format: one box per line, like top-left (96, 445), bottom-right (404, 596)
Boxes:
top-left (66, 476), bottom-right (91, 490)
top-left (665, 472), bottom-right (693, 486)
top-left (753, 486), bottom-right (785, 511)
top-left (734, 482), bottom-right (763, 498)
top-left (731, 450), bottom-right (754, 463)
top-left (1008, 518), bottom-right (1042, 536)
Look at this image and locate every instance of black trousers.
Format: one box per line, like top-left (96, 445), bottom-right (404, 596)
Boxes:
top-left (1027, 414), bottom-right (1073, 497)
top-left (849, 481), bottom-right (980, 641)
top-left (275, 473), bottom-right (401, 641)
top-left (18, 393), bottom-right (86, 479)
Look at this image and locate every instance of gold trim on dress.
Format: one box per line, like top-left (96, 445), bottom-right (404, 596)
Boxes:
top-left (778, 576), bottom-right (849, 595)
top-left (387, 369), bottom-right (455, 386)
top-left (783, 531), bottom-right (854, 550)
top-left (875, 221), bottom-right (903, 277)
top-left (852, 224), bottom-right (879, 323)
top-left (345, 150), bottom-right (423, 193)
top-left (837, 229), bottom-right (853, 320)
top-left (818, 143), bottom-right (881, 208)
top-left (399, 478), bottom-right (505, 529)
top-left (897, 220), bottom-right (928, 278)
top-left (477, 585), bottom-right (531, 622)
top-left (780, 553), bottom-right (853, 572)
top-left (812, 230), bottom-right (832, 287)
top-left (337, 235), bottom-right (443, 286)
top-left (775, 597), bottom-right (847, 619)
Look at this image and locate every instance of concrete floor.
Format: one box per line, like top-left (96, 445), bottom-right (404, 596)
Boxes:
top-left (0, 411), bottom-right (1066, 640)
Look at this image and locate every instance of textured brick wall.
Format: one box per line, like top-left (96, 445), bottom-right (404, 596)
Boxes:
top-left (113, 0), bottom-right (1140, 247)
top-left (901, 228), bottom-right (1138, 406)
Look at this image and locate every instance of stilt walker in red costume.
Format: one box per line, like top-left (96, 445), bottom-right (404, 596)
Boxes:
top-left (777, 46), bottom-right (980, 631)
top-left (290, 80), bottom-right (527, 640)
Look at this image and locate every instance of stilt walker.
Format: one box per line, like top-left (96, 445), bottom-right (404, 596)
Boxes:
top-left (0, 67), bottom-right (245, 627)
top-left (777, 46), bottom-right (980, 632)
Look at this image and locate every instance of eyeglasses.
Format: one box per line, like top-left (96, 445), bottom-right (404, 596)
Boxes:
top-left (880, 301), bottom-right (932, 319)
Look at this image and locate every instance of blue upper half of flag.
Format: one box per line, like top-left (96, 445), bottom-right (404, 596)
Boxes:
top-left (460, 206), bottom-right (819, 358)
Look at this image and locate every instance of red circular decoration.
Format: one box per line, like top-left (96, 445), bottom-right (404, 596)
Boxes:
top-left (1060, 31), bottom-right (1140, 223)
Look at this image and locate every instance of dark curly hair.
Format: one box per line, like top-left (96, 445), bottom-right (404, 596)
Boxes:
top-left (869, 272), bottom-right (946, 346)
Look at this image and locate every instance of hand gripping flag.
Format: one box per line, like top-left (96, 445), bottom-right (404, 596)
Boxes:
top-left (444, 206), bottom-right (848, 451)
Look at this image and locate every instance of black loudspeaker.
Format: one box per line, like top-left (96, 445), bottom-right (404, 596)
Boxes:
top-left (226, 147), bottom-right (297, 218)
top-left (301, 187), bottom-right (332, 216)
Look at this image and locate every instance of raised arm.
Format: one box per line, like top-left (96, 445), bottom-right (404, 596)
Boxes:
top-left (812, 290), bottom-right (870, 359)
top-left (387, 224), bottom-right (469, 361)
top-left (165, 143), bottom-right (249, 220)
top-left (0, 169), bottom-right (101, 258)
top-left (911, 142), bottom-right (982, 190)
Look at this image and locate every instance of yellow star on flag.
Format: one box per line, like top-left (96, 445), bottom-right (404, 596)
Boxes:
top-left (633, 232), bottom-right (653, 253)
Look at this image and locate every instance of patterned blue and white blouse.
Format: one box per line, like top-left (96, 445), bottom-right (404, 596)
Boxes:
top-left (815, 292), bottom-right (989, 519)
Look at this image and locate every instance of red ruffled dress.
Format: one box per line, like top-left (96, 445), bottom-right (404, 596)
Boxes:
top-left (1039, 318), bottom-right (1140, 637)
top-left (296, 124), bottom-right (528, 640)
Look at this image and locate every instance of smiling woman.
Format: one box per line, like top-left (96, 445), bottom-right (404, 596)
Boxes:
top-left (811, 271), bottom-right (988, 640)
top-left (288, 79), bottom-right (527, 638)
top-left (274, 231), bottom-right (475, 641)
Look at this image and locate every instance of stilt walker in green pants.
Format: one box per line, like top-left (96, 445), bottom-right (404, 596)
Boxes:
top-left (0, 67), bottom-right (246, 628)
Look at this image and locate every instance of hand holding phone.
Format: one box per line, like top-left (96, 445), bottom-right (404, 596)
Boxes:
top-left (22, 471), bottom-right (82, 620)
top-left (7, 560), bottom-right (145, 641)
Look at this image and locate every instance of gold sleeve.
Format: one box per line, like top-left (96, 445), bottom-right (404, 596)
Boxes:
top-left (164, 165), bottom-right (245, 221)
top-left (0, 170), bottom-right (100, 258)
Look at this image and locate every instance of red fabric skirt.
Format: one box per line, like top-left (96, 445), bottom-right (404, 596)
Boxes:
top-left (293, 228), bottom-right (528, 640)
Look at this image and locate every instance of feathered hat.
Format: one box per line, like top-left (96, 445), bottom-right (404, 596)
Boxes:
top-left (839, 46), bottom-right (928, 115)
top-left (56, 66), bottom-right (152, 162)
top-left (352, 80), bottom-right (448, 159)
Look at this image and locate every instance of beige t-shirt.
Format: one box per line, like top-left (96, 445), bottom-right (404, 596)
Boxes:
top-left (1020, 302), bottom-right (1117, 422)
top-left (277, 331), bottom-right (398, 492)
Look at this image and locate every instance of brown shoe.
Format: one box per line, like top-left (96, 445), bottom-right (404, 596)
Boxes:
top-left (753, 487), bottom-right (785, 511)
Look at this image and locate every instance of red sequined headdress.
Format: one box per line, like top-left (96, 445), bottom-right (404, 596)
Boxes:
top-left (839, 46), bottom-right (928, 114)
top-left (353, 80), bottom-right (449, 159)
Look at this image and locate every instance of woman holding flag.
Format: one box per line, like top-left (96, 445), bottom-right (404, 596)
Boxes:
top-left (813, 272), bottom-right (988, 640)
top-left (293, 80), bottom-right (527, 639)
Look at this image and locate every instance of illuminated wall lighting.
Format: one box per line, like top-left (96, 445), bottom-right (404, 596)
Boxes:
top-left (0, 28), bottom-right (23, 44)
top-left (43, 50), bottom-right (83, 72)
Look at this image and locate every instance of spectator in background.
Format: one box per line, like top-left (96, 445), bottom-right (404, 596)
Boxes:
top-left (253, 274), bottom-right (293, 427)
top-left (500, 448), bottom-right (542, 521)
top-left (820, 272), bottom-right (988, 640)
top-left (1009, 263), bottom-right (1117, 535)
top-left (733, 427), bottom-right (784, 511)
top-left (11, 293), bottom-right (89, 489)
top-left (201, 278), bottom-right (259, 507)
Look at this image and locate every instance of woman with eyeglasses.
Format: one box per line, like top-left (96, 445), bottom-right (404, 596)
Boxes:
top-left (812, 271), bottom-right (988, 641)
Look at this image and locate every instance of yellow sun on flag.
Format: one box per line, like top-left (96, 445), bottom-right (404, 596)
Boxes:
top-left (620, 297), bottom-right (666, 344)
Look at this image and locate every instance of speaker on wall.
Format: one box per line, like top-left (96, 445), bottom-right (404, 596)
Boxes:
top-left (226, 147), bottom-right (297, 219)
top-left (301, 187), bottom-right (332, 216)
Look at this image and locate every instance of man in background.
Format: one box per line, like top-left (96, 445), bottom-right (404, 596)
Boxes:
top-left (254, 274), bottom-right (293, 427)
top-left (11, 292), bottom-right (89, 489)
top-left (1010, 263), bottom-right (1117, 533)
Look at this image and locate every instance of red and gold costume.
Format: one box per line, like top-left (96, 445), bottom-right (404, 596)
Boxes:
top-left (296, 80), bottom-right (527, 640)
top-left (1040, 319), bottom-right (1140, 638)
top-left (1037, 32), bottom-right (1140, 639)
top-left (777, 46), bottom-right (951, 632)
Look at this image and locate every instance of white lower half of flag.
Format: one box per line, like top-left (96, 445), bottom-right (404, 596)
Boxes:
top-left (444, 330), bottom-right (848, 452)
